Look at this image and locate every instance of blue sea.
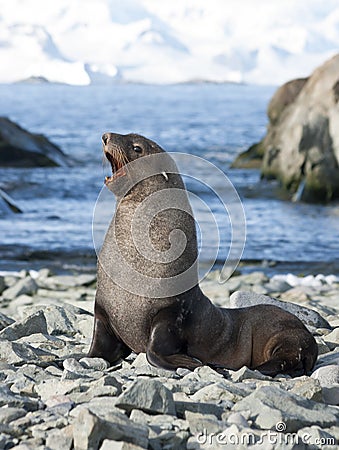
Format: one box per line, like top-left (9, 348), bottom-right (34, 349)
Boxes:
top-left (0, 83), bottom-right (338, 274)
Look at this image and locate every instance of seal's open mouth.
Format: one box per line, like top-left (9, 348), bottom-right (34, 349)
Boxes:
top-left (104, 151), bottom-right (127, 184)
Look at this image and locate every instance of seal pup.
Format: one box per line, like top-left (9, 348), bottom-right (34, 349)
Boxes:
top-left (88, 132), bottom-right (318, 377)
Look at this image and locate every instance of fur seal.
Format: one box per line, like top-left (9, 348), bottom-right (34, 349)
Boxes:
top-left (88, 132), bottom-right (318, 377)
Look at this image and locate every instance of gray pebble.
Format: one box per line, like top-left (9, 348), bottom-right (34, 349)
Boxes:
top-left (0, 407), bottom-right (27, 424)
top-left (233, 385), bottom-right (339, 432)
top-left (229, 366), bottom-right (272, 382)
top-left (173, 392), bottom-right (224, 418)
top-left (184, 410), bottom-right (226, 434)
top-left (312, 364), bottom-right (339, 386)
top-left (79, 357), bottom-right (110, 371)
top-left (100, 440), bottom-right (145, 450)
top-left (73, 407), bottom-right (148, 450)
top-left (0, 311), bottom-right (14, 332)
top-left (116, 379), bottom-right (176, 416)
top-left (323, 328), bottom-right (339, 350)
top-left (226, 412), bottom-right (249, 428)
top-left (0, 311), bottom-right (47, 341)
top-left (0, 339), bottom-right (54, 365)
top-left (2, 276), bottom-right (38, 300)
top-left (314, 348), bottom-right (339, 368)
top-left (0, 385), bottom-right (39, 411)
top-left (45, 425), bottom-right (73, 450)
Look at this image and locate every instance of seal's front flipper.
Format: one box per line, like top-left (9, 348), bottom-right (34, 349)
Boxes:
top-left (208, 363), bottom-right (231, 377)
top-left (146, 308), bottom-right (202, 371)
top-left (147, 350), bottom-right (202, 371)
top-left (88, 304), bottom-right (131, 365)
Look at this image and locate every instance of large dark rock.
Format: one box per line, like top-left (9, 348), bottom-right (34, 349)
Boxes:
top-left (232, 78), bottom-right (308, 170)
top-left (261, 54), bottom-right (339, 202)
top-left (234, 54), bottom-right (339, 202)
top-left (0, 117), bottom-right (70, 167)
top-left (231, 79), bottom-right (308, 170)
top-left (231, 141), bottom-right (265, 169)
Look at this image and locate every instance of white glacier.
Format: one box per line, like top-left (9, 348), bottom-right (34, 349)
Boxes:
top-left (0, 22), bottom-right (90, 85)
top-left (0, 0), bottom-right (338, 85)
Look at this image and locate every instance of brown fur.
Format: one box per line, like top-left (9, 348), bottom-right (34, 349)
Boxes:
top-left (89, 133), bottom-right (318, 377)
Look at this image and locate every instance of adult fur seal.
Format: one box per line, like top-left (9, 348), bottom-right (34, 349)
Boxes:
top-left (88, 133), bottom-right (318, 376)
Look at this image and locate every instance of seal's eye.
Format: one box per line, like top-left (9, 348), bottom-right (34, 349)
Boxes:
top-left (133, 145), bottom-right (142, 153)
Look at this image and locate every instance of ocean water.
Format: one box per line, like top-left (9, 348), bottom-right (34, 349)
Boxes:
top-left (0, 83), bottom-right (338, 273)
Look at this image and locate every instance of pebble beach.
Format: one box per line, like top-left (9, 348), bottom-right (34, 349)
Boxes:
top-left (1, 7), bottom-right (339, 450)
top-left (0, 268), bottom-right (338, 449)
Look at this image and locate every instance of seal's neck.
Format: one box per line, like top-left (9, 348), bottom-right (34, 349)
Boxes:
top-left (113, 175), bottom-right (199, 284)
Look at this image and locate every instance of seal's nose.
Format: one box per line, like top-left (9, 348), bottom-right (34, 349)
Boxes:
top-left (102, 133), bottom-right (110, 146)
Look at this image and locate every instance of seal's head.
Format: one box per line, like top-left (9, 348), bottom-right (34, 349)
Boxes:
top-left (102, 133), bottom-right (166, 184)
top-left (101, 132), bottom-right (182, 199)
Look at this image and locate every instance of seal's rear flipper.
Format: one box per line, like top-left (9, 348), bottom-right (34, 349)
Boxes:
top-left (252, 354), bottom-right (311, 377)
top-left (88, 304), bottom-right (131, 365)
top-left (252, 329), bottom-right (318, 377)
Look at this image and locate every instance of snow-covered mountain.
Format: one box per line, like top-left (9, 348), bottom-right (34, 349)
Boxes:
top-left (0, 0), bottom-right (338, 85)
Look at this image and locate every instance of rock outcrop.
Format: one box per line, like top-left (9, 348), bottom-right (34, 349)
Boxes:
top-left (231, 78), bottom-right (309, 170)
top-left (0, 117), bottom-right (70, 167)
top-left (234, 54), bottom-right (339, 202)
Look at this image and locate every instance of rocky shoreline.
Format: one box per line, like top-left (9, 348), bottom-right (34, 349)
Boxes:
top-left (0, 268), bottom-right (338, 449)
